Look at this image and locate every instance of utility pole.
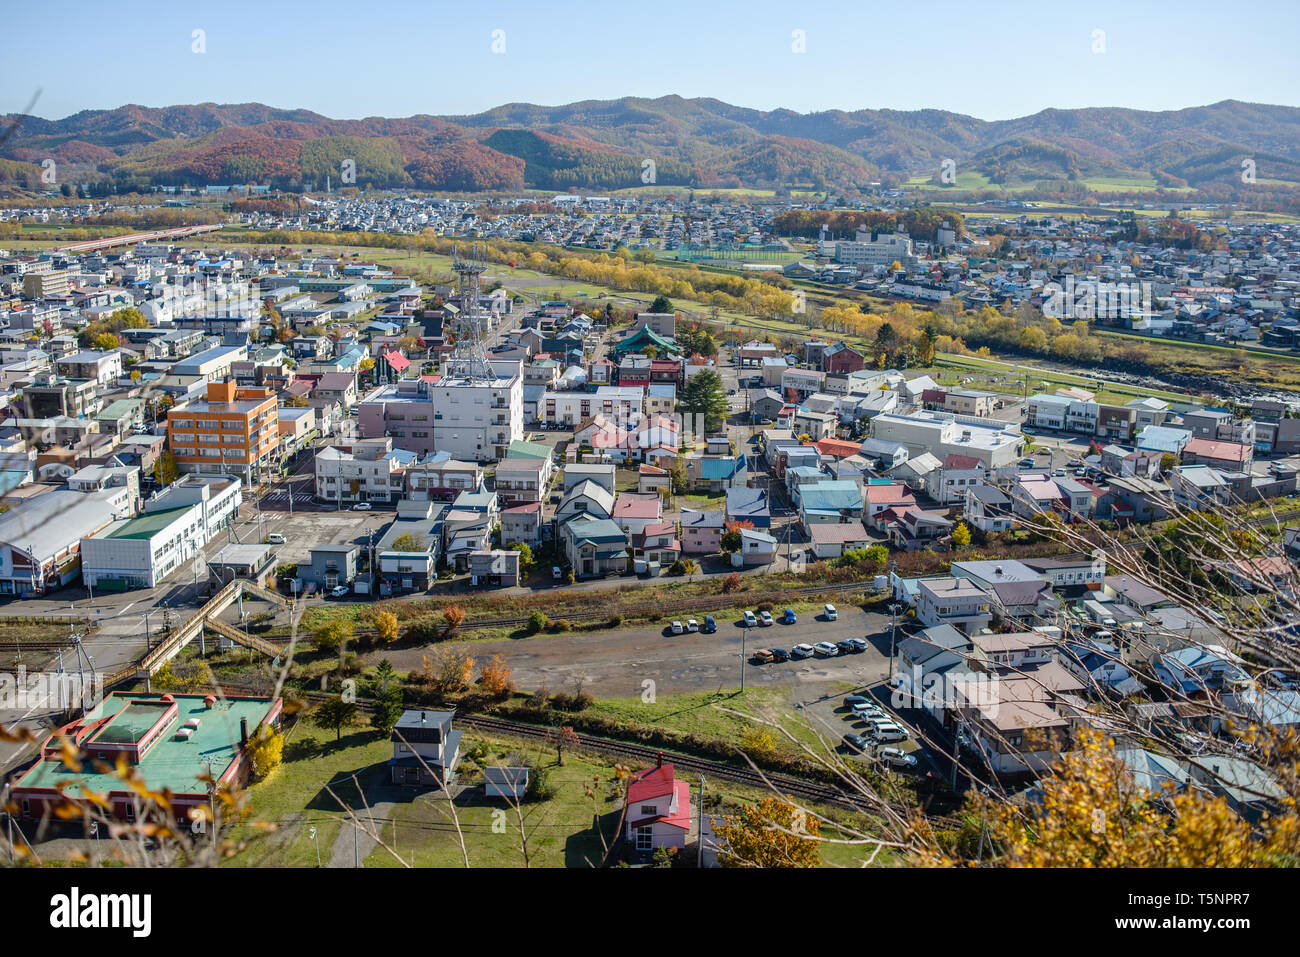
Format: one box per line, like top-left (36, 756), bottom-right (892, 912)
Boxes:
top-left (740, 621), bottom-right (748, 691)
top-left (696, 774), bottom-right (705, 868)
top-left (888, 601), bottom-right (902, 681)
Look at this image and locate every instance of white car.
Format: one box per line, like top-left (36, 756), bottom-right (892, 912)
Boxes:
top-left (790, 643), bottom-right (815, 659)
top-left (329, 585), bottom-right (350, 598)
top-left (813, 641), bottom-right (839, 657)
top-left (351, 502), bottom-right (372, 511)
top-left (743, 611), bottom-right (758, 627)
top-left (267, 532), bottom-right (286, 545)
top-left (758, 610), bottom-right (774, 626)
top-left (879, 747), bottom-right (918, 768)
top-left (686, 619), bottom-right (699, 633)
top-left (824, 603), bottom-right (837, 621)
top-left (853, 701), bottom-right (887, 719)
top-left (671, 620), bottom-right (684, 635)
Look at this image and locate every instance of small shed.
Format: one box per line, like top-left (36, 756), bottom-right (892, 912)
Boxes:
top-left (484, 766), bottom-right (530, 800)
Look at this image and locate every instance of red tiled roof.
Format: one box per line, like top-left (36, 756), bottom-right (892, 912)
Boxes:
top-left (864, 483), bottom-right (916, 506)
top-left (943, 453), bottom-right (982, 470)
top-left (382, 350), bottom-right (410, 372)
top-left (813, 439), bottom-right (861, 459)
top-left (1184, 437), bottom-right (1250, 463)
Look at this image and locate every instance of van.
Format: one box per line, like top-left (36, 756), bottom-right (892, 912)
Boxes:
top-left (824, 603), bottom-right (837, 621)
top-left (552, 566), bottom-right (563, 580)
top-left (867, 723), bottom-right (908, 744)
top-left (267, 532), bottom-right (286, 545)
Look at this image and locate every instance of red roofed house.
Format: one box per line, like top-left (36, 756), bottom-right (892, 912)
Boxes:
top-left (638, 463), bottom-right (671, 495)
top-left (1182, 437), bottom-right (1253, 471)
top-left (612, 492), bottom-right (663, 538)
top-left (813, 438), bottom-right (862, 460)
top-left (636, 521), bottom-right (681, 565)
top-left (626, 757), bottom-right (691, 861)
top-left (379, 349), bottom-right (411, 382)
top-left (864, 482), bottom-right (918, 523)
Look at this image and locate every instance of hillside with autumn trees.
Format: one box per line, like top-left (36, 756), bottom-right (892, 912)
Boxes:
top-left (4, 96), bottom-right (1300, 203)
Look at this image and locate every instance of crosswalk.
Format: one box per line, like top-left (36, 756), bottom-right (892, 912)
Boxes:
top-left (258, 489), bottom-right (323, 510)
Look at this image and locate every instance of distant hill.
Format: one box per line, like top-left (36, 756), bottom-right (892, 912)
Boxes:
top-left (3, 96), bottom-right (1299, 197)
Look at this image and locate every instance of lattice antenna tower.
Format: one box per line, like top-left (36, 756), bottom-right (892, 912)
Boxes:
top-left (450, 242), bottom-right (493, 382)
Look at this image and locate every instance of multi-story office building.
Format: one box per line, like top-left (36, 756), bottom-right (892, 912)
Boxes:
top-left (167, 379), bottom-right (279, 484)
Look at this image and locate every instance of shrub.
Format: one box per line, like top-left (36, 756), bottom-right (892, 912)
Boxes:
top-left (548, 618), bottom-right (572, 633)
top-left (443, 605), bottom-right (466, 633)
top-left (721, 571), bottom-right (742, 594)
top-left (527, 611), bottom-right (548, 634)
top-left (247, 726), bottom-right (284, 782)
top-left (551, 691), bottom-right (593, 712)
top-left (756, 601), bottom-right (773, 613)
top-left (372, 610), bottom-right (399, 644)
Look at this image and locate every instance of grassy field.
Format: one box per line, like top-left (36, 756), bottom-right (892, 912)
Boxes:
top-left (225, 719), bottom-right (393, 868)
top-left (929, 352), bottom-right (1195, 405)
top-left (227, 715), bottom-right (889, 868)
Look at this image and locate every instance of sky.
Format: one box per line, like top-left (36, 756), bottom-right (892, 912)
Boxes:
top-left (4, 0), bottom-right (1299, 122)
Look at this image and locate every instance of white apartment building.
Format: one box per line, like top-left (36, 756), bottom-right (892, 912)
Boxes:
top-left (871, 411), bottom-right (1024, 468)
top-left (826, 230), bottom-right (915, 266)
top-left (315, 441), bottom-right (416, 505)
top-left (144, 474), bottom-right (242, 541)
top-left (540, 387), bottom-right (643, 427)
top-left (430, 367), bottom-right (525, 462)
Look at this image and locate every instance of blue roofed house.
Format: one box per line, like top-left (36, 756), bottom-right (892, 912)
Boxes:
top-left (797, 480), bottom-right (865, 529)
top-left (687, 454), bottom-right (747, 493)
top-left (725, 487), bottom-right (770, 528)
top-left (562, 515), bottom-right (630, 579)
top-left (0, 451), bottom-right (35, 495)
top-left (1153, 644), bottom-right (1251, 697)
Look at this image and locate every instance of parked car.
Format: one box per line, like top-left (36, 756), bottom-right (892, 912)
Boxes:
top-left (702, 615), bottom-right (717, 633)
top-left (844, 694), bottom-right (871, 708)
top-left (790, 643), bottom-right (815, 659)
top-left (842, 733), bottom-right (868, 754)
top-left (267, 532), bottom-right (286, 544)
top-left (879, 747), bottom-right (918, 768)
top-left (1019, 458), bottom-right (1035, 468)
top-left (1052, 468), bottom-right (1066, 477)
top-left (743, 611), bottom-right (758, 627)
top-left (351, 502), bottom-right (372, 511)
top-left (835, 639), bottom-right (856, 655)
top-left (329, 585), bottom-right (350, 598)
top-left (844, 637), bottom-right (868, 653)
top-left (758, 610), bottom-right (774, 627)
top-left (769, 647), bottom-right (789, 662)
top-left (866, 723), bottom-right (908, 744)
top-left (813, 641), bottom-right (839, 657)
top-left (671, 620), bottom-right (684, 635)
top-left (751, 648), bottom-right (775, 664)
top-left (782, 607), bottom-right (797, 624)
top-left (853, 701), bottom-right (886, 719)
top-left (823, 603), bottom-right (837, 621)
top-left (686, 619), bottom-right (699, 633)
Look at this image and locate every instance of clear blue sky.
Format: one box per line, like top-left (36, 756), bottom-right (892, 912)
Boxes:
top-left (4, 0), bottom-right (1298, 122)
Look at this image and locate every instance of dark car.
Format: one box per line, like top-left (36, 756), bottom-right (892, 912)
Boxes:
top-left (844, 694), bottom-right (871, 708)
top-left (836, 639), bottom-right (856, 655)
top-left (702, 615), bottom-right (717, 633)
top-left (844, 637), bottom-right (868, 653)
top-left (842, 733), bottom-right (868, 754)
top-left (769, 647), bottom-right (789, 662)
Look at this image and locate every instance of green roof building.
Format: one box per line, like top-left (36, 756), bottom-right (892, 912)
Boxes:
top-left (11, 691), bottom-right (282, 824)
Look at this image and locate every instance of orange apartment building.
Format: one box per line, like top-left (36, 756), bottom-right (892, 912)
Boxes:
top-left (166, 380), bottom-right (279, 485)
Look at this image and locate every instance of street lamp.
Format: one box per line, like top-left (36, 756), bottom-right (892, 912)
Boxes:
top-left (740, 619), bottom-right (748, 692)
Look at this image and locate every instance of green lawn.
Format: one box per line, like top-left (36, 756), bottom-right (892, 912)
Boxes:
top-left (225, 719), bottom-right (393, 868)
top-left (365, 742), bottom-right (619, 868)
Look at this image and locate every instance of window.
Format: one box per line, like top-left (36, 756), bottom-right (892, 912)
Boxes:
top-left (640, 805), bottom-right (657, 815)
top-left (635, 826), bottom-right (653, 851)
